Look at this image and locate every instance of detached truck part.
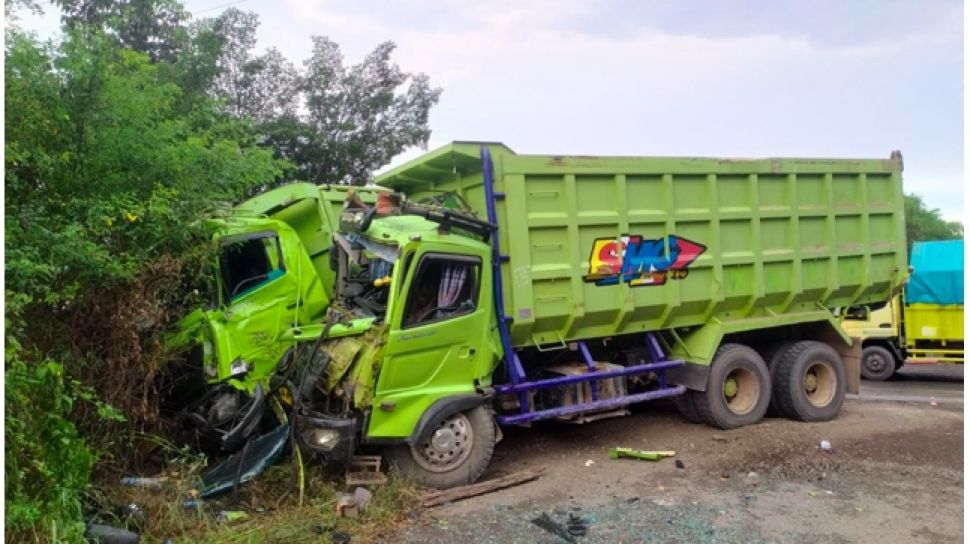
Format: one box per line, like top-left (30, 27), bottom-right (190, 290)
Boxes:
top-left (842, 239), bottom-right (964, 380)
top-left (178, 142), bottom-right (907, 489)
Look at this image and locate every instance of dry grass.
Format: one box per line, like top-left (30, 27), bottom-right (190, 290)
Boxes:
top-left (92, 450), bottom-right (420, 543)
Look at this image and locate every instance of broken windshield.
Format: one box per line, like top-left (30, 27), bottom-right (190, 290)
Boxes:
top-left (333, 233), bottom-right (399, 320)
top-left (220, 232), bottom-right (285, 301)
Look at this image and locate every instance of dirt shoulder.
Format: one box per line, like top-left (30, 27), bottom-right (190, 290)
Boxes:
top-left (394, 400), bottom-right (964, 543)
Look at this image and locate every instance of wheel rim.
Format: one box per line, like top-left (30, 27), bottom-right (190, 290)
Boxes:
top-left (410, 412), bottom-right (474, 473)
top-left (723, 367), bottom-right (758, 415)
top-left (804, 361), bottom-right (837, 407)
top-left (864, 352), bottom-right (888, 374)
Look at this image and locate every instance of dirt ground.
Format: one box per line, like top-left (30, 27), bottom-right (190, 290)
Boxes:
top-left (394, 365), bottom-right (964, 544)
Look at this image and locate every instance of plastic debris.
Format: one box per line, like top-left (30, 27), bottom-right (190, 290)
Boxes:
top-left (197, 423), bottom-right (290, 499)
top-left (216, 511), bottom-right (249, 523)
top-left (584, 459), bottom-right (595, 467)
top-left (566, 513), bottom-right (588, 537)
top-left (531, 512), bottom-right (576, 543)
top-left (609, 447), bottom-right (676, 461)
top-left (120, 476), bottom-right (165, 489)
top-left (330, 531), bottom-right (351, 544)
top-left (354, 487), bottom-right (373, 511)
top-left (930, 396), bottom-right (938, 406)
top-left (820, 439), bottom-right (833, 453)
top-left (84, 524), bottom-right (140, 544)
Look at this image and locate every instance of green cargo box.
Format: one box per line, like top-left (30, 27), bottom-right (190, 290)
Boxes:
top-left (377, 142), bottom-right (907, 351)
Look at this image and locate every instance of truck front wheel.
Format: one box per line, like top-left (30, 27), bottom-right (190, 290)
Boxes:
top-left (773, 341), bottom-right (846, 421)
top-left (861, 345), bottom-right (896, 381)
top-left (389, 404), bottom-right (496, 489)
top-left (692, 344), bottom-right (771, 429)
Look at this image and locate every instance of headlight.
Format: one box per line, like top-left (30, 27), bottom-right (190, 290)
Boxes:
top-left (306, 429), bottom-right (341, 450)
top-left (229, 357), bottom-right (250, 377)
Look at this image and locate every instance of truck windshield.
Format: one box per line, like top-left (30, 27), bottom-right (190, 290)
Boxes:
top-left (220, 233), bottom-right (285, 301)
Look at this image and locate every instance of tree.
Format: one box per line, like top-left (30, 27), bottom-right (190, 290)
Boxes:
top-left (201, 11), bottom-right (442, 185)
top-left (53, 0), bottom-right (189, 61)
top-left (903, 193), bottom-right (963, 252)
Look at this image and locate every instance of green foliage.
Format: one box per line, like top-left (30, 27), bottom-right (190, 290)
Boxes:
top-left (903, 193), bottom-right (963, 253)
top-left (6, 0), bottom-right (443, 539)
top-left (4, 22), bottom-right (283, 541)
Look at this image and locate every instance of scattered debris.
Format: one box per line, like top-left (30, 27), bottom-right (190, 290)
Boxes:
top-left (566, 513), bottom-right (589, 537)
top-left (675, 460), bottom-right (685, 469)
top-left (84, 524), bottom-right (140, 544)
top-left (422, 469), bottom-right (544, 507)
top-left (120, 476), bottom-right (165, 489)
top-left (531, 512), bottom-right (577, 543)
top-left (346, 455), bottom-right (387, 486)
top-left (930, 396), bottom-right (938, 407)
top-left (216, 511), bottom-right (249, 523)
top-left (197, 423), bottom-right (290, 499)
top-left (335, 487), bottom-right (374, 518)
top-left (584, 459), bottom-right (595, 467)
top-left (657, 485), bottom-right (666, 492)
top-left (820, 439), bottom-right (833, 453)
top-left (609, 447), bottom-right (676, 461)
top-left (712, 434), bottom-right (729, 442)
top-left (330, 530), bottom-right (351, 544)
top-left (808, 491), bottom-right (818, 497)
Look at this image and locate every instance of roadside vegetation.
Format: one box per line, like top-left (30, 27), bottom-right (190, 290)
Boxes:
top-left (4, 0), bottom-right (438, 540)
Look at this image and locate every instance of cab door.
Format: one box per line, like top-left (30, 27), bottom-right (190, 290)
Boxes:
top-left (368, 250), bottom-right (493, 438)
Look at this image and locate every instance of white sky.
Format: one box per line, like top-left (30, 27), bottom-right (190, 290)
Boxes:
top-left (17, 0), bottom-right (965, 221)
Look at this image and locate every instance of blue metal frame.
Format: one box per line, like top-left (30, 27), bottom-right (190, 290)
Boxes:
top-left (479, 145), bottom-right (686, 426)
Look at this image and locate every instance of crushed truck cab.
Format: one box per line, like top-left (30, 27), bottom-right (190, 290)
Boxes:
top-left (173, 142), bottom-right (908, 490)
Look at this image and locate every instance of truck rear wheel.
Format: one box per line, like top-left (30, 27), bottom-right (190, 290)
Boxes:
top-left (861, 345), bottom-right (895, 381)
top-left (693, 343), bottom-right (771, 429)
top-left (773, 341), bottom-right (846, 421)
top-left (761, 340), bottom-right (795, 417)
top-left (389, 404), bottom-right (495, 489)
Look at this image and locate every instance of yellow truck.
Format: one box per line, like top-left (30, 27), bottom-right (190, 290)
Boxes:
top-left (842, 240), bottom-right (964, 380)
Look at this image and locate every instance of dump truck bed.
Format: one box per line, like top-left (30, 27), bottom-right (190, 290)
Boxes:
top-left (377, 142), bottom-right (907, 349)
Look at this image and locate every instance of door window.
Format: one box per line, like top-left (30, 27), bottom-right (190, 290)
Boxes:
top-left (402, 256), bottom-right (480, 328)
top-left (220, 233), bottom-right (285, 300)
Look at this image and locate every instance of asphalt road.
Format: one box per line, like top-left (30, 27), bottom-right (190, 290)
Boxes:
top-left (852, 361), bottom-right (964, 406)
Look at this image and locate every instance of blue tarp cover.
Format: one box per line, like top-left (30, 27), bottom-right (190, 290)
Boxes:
top-left (905, 239), bottom-right (964, 305)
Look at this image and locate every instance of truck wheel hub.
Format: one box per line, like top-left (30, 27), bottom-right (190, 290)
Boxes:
top-left (865, 355), bottom-right (885, 371)
top-left (411, 412), bottom-right (474, 473)
top-left (805, 373), bottom-right (818, 392)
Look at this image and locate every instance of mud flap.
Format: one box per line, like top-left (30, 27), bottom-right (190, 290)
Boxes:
top-left (197, 422), bottom-right (290, 499)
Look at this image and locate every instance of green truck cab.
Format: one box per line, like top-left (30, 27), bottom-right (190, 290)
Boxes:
top-left (177, 142), bottom-right (908, 489)
top-left (841, 239), bottom-right (964, 380)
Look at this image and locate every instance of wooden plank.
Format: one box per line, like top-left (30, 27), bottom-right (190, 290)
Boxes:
top-left (421, 469), bottom-right (544, 507)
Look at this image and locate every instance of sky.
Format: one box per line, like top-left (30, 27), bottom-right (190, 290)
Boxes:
top-left (18, 0), bottom-right (965, 220)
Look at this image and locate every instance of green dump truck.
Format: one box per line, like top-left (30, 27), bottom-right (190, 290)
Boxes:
top-left (178, 142), bottom-right (907, 489)
top-left (842, 239), bottom-right (964, 380)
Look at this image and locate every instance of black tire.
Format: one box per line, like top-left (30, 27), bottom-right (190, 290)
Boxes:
top-left (389, 404), bottom-right (495, 489)
top-left (694, 343), bottom-right (771, 429)
top-left (861, 345), bottom-right (896, 381)
top-left (761, 341), bottom-right (795, 417)
top-left (674, 392), bottom-right (702, 423)
top-left (773, 341), bottom-right (846, 422)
